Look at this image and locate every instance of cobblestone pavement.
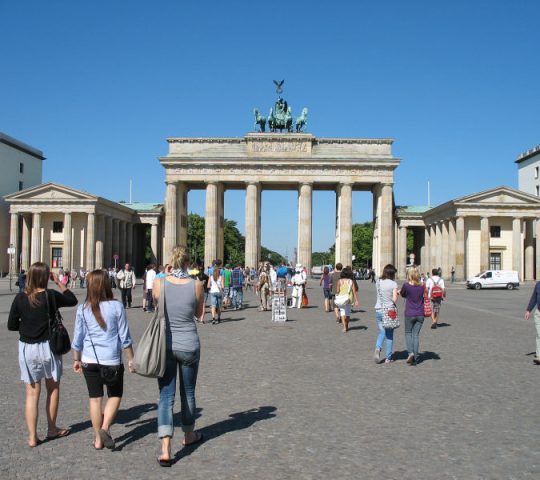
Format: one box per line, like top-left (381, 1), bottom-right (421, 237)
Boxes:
top-left (0, 278), bottom-right (538, 479)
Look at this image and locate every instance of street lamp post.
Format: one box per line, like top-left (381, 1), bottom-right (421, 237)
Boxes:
top-left (7, 244), bottom-right (16, 292)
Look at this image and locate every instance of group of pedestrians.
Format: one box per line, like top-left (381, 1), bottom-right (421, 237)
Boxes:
top-left (8, 245), bottom-right (204, 466)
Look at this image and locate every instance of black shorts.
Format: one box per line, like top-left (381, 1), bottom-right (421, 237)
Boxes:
top-left (82, 363), bottom-right (124, 398)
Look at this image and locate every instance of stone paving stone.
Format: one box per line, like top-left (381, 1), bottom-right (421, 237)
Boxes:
top-left (0, 278), bottom-right (538, 479)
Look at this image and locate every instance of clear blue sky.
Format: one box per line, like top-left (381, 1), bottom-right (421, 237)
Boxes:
top-left (2, 1), bottom-right (539, 256)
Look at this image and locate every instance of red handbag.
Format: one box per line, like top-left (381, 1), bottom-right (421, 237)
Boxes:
top-left (423, 286), bottom-right (432, 317)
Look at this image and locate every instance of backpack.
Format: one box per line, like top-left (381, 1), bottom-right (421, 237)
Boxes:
top-left (431, 278), bottom-right (443, 299)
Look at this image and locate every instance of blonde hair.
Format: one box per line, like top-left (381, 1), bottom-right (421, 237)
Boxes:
top-left (407, 266), bottom-right (422, 286)
top-left (169, 245), bottom-right (189, 270)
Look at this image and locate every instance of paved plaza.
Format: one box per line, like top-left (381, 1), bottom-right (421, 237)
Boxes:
top-left (0, 278), bottom-right (538, 479)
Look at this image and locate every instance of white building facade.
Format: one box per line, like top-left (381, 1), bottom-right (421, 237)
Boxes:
top-left (517, 145), bottom-right (540, 197)
top-left (0, 133), bottom-right (44, 274)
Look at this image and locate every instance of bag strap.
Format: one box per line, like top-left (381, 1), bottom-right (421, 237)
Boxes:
top-left (81, 309), bottom-right (101, 367)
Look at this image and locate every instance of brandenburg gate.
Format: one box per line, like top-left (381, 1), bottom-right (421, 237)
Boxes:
top-left (160, 133), bottom-right (399, 273)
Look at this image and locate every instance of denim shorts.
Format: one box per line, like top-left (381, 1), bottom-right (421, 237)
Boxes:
top-left (211, 292), bottom-right (222, 308)
top-left (323, 288), bottom-right (332, 299)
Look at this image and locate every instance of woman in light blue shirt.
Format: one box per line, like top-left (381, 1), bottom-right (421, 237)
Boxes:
top-left (72, 270), bottom-right (134, 450)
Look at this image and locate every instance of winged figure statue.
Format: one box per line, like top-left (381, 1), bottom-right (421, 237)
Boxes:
top-left (273, 79), bottom-right (284, 95)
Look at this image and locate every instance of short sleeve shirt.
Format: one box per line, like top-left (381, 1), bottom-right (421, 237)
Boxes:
top-left (374, 279), bottom-right (397, 310)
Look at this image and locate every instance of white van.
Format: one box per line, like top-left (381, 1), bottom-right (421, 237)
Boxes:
top-left (466, 270), bottom-right (519, 290)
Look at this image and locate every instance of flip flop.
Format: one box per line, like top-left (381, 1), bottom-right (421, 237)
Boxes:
top-left (98, 429), bottom-right (115, 449)
top-left (93, 442), bottom-right (104, 450)
top-left (157, 457), bottom-right (173, 467)
top-left (182, 432), bottom-right (203, 447)
top-left (45, 428), bottom-right (70, 440)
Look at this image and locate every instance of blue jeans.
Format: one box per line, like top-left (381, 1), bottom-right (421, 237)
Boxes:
top-left (157, 349), bottom-right (200, 438)
top-left (232, 287), bottom-right (243, 309)
top-left (146, 289), bottom-right (154, 312)
top-left (405, 315), bottom-right (424, 357)
top-left (375, 311), bottom-right (394, 360)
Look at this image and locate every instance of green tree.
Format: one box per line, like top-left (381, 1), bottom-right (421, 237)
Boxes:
top-left (352, 222), bottom-right (374, 267)
top-left (187, 213), bottom-right (205, 263)
top-left (312, 251), bottom-right (334, 266)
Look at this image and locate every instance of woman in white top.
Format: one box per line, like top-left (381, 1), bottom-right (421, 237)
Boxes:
top-left (373, 264), bottom-right (399, 364)
top-left (207, 264), bottom-right (224, 325)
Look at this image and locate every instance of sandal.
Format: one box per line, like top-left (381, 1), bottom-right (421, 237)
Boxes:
top-left (98, 429), bottom-right (115, 449)
top-left (182, 431), bottom-right (204, 447)
top-left (45, 428), bottom-right (70, 441)
top-left (158, 456), bottom-right (173, 467)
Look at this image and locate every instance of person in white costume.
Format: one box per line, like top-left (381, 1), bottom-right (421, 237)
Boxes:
top-left (290, 264), bottom-right (307, 309)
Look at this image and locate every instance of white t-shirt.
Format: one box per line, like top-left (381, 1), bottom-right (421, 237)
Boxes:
top-left (146, 269), bottom-right (157, 290)
top-left (425, 275), bottom-right (445, 297)
top-left (210, 276), bottom-right (222, 293)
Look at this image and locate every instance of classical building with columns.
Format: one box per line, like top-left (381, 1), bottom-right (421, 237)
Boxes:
top-left (159, 133), bottom-right (399, 274)
top-left (5, 183), bottom-right (163, 274)
top-left (395, 186), bottom-right (540, 281)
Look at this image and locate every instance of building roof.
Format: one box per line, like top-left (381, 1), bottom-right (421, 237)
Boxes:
top-left (395, 205), bottom-right (431, 214)
top-left (121, 202), bottom-right (163, 212)
top-left (0, 132), bottom-right (45, 160)
top-left (515, 145), bottom-right (540, 164)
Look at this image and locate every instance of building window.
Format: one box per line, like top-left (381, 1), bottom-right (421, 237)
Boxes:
top-left (18, 181), bottom-right (23, 191)
top-left (535, 166), bottom-right (539, 179)
top-left (19, 162), bottom-right (24, 174)
top-left (51, 247), bottom-right (63, 268)
top-left (490, 252), bottom-right (501, 270)
top-left (490, 226), bottom-right (501, 238)
top-left (536, 185), bottom-right (539, 197)
top-left (52, 221), bottom-right (64, 233)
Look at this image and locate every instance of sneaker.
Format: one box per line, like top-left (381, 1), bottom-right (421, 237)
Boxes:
top-left (430, 323), bottom-right (437, 329)
top-left (534, 358), bottom-right (540, 365)
top-left (384, 358), bottom-right (394, 364)
top-left (406, 354), bottom-right (414, 365)
top-left (373, 349), bottom-right (381, 363)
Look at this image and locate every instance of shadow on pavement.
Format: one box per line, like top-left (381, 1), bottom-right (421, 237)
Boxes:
top-left (174, 406), bottom-right (277, 462)
top-left (393, 350), bottom-right (441, 362)
top-left (348, 325), bottom-right (368, 331)
top-left (436, 322), bottom-right (451, 328)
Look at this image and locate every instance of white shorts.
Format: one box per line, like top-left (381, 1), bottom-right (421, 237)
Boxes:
top-left (18, 340), bottom-right (63, 384)
top-left (339, 304), bottom-right (351, 317)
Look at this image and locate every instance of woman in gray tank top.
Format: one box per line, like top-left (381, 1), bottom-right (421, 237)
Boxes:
top-left (152, 246), bottom-right (205, 467)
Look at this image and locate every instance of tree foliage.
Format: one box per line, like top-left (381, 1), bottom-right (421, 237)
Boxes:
top-left (352, 222), bottom-right (374, 267)
top-left (186, 213), bottom-right (285, 267)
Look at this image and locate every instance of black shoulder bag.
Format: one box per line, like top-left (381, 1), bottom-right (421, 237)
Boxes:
top-left (81, 309), bottom-right (123, 386)
top-left (45, 291), bottom-right (72, 355)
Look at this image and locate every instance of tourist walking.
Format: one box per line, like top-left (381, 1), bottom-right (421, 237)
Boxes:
top-left (145, 264), bottom-right (157, 313)
top-left (222, 264), bottom-right (232, 309)
top-left (153, 246), bottom-right (205, 467)
top-left (330, 263), bottom-right (343, 321)
top-left (207, 264), bottom-right (224, 324)
top-left (7, 262), bottom-right (78, 447)
top-left (17, 269), bottom-right (26, 293)
top-left (373, 264), bottom-right (398, 363)
top-left (231, 265), bottom-right (244, 310)
top-left (524, 281), bottom-right (540, 365)
top-left (71, 269), bottom-right (134, 450)
top-left (116, 263), bottom-right (136, 309)
top-left (451, 266), bottom-right (456, 283)
top-left (320, 266), bottom-right (332, 312)
top-left (79, 268), bottom-right (86, 288)
top-left (400, 266), bottom-right (425, 365)
top-left (336, 266), bottom-right (359, 332)
top-left (70, 268), bottom-right (77, 289)
top-left (425, 268), bottom-right (446, 329)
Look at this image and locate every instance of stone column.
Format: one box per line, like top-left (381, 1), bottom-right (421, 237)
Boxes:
top-left (245, 182), bottom-right (261, 269)
top-left (31, 212), bottom-right (41, 264)
top-left (204, 182), bottom-right (219, 268)
top-left (297, 182), bottom-right (313, 272)
top-left (441, 220), bottom-right (450, 277)
top-left (398, 225), bottom-right (407, 279)
top-left (163, 181), bottom-right (177, 260)
top-left (86, 213), bottom-right (96, 271)
top-left (455, 216), bottom-right (465, 280)
top-left (423, 225), bottom-right (431, 272)
top-left (524, 218), bottom-right (535, 281)
top-left (126, 222), bottom-right (133, 264)
top-left (95, 215), bottom-right (105, 269)
top-left (429, 224), bottom-right (436, 270)
top-left (150, 223), bottom-right (159, 264)
top-left (9, 213), bottom-right (19, 272)
top-left (480, 217), bottom-right (490, 273)
top-left (104, 216), bottom-right (113, 268)
top-left (62, 212), bottom-right (72, 270)
top-left (112, 219), bottom-right (120, 263)
top-left (217, 184), bottom-right (225, 263)
top-left (512, 217), bottom-right (522, 278)
top-left (371, 185), bottom-right (381, 272)
top-left (448, 218), bottom-right (456, 276)
top-left (119, 220), bottom-right (126, 265)
top-left (336, 183), bottom-right (353, 267)
top-left (535, 220), bottom-right (540, 280)
top-left (177, 182), bottom-right (188, 246)
top-left (21, 214), bottom-right (31, 271)
top-left (379, 183), bottom-right (394, 270)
